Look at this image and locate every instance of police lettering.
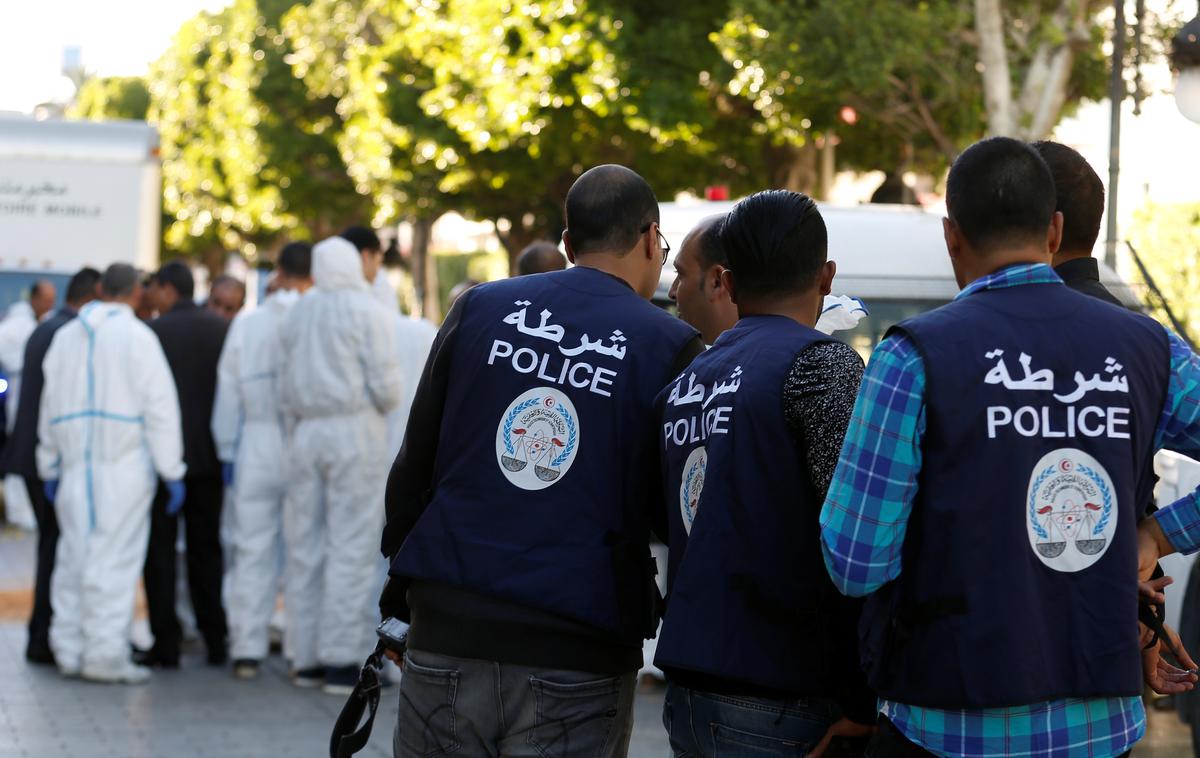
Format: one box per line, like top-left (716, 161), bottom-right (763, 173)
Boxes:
top-left (986, 405), bottom-right (1130, 440)
top-left (663, 406), bottom-right (732, 447)
top-left (487, 339), bottom-right (616, 398)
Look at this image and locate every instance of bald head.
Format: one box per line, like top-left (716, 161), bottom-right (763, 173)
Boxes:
top-left (681, 214), bottom-right (726, 268)
top-left (516, 241), bottom-right (567, 276)
top-left (29, 279), bottom-right (57, 319)
top-left (563, 164), bottom-right (659, 256)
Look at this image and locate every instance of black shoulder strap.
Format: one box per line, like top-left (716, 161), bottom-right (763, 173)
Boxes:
top-left (329, 644), bottom-right (386, 758)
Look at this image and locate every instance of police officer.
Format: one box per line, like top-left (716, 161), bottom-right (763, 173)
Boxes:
top-left (819, 137), bottom-right (1200, 755)
top-left (382, 164), bottom-right (703, 758)
top-left (657, 191), bottom-right (874, 757)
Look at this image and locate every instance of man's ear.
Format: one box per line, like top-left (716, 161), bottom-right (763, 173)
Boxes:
top-left (561, 230), bottom-right (576, 264)
top-left (1047, 211), bottom-right (1064, 257)
top-left (819, 260), bottom-right (836, 297)
top-left (719, 268), bottom-right (738, 305)
top-left (706, 265), bottom-right (727, 302)
top-left (943, 217), bottom-right (964, 261)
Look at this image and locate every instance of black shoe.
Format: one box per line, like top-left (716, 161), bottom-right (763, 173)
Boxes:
top-left (207, 645), bottom-right (229, 667)
top-left (25, 645), bottom-right (56, 666)
top-left (232, 659), bottom-right (260, 679)
top-left (132, 646), bottom-right (180, 669)
top-left (291, 666), bottom-right (324, 689)
top-left (322, 665), bottom-right (359, 696)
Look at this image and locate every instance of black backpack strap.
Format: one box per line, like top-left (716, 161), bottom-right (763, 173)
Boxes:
top-left (329, 644), bottom-right (387, 758)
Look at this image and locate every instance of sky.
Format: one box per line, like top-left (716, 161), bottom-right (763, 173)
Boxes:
top-left (0, 0), bottom-right (226, 113)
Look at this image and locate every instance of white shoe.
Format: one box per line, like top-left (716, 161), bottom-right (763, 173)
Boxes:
top-left (81, 661), bottom-right (152, 684)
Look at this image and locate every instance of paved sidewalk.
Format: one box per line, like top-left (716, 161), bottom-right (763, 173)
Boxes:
top-left (0, 528), bottom-right (669, 757)
top-left (0, 527), bottom-right (1191, 757)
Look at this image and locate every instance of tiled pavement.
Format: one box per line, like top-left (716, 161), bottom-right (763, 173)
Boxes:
top-left (0, 527), bottom-right (1192, 757)
top-left (0, 528), bottom-right (668, 757)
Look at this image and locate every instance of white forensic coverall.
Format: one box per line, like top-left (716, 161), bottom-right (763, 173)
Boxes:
top-left (37, 301), bottom-right (185, 674)
top-left (281, 238), bottom-right (400, 669)
top-left (212, 289), bottom-right (301, 661)
top-left (0, 301), bottom-right (40, 529)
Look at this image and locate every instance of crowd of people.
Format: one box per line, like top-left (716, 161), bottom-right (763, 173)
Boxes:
top-left (378, 137), bottom-right (1200, 758)
top-left (6, 134), bottom-right (1200, 758)
top-left (2, 225), bottom-right (569, 694)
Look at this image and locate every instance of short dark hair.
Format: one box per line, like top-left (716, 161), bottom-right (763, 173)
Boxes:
top-left (211, 274), bottom-right (246, 294)
top-left (946, 137), bottom-right (1057, 254)
top-left (66, 267), bottom-right (101, 305)
top-left (101, 264), bottom-right (139, 298)
top-left (718, 190), bottom-right (827, 299)
top-left (29, 281), bottom-right (48, 300)
top-left (278, 242), bottom-right (313, 278)
top-left (564, 165), bottom-right (659, 256)
top-left (340, 225), bottom-right (382, 253)
top-left (692, 214), bottom-right (727, 267)
top-left (1031, 140), bottom-right (1104, 255)
top-left (154, 261), bottom-right (195, 299)
top-left (516, 241), bottom-right (566, 276)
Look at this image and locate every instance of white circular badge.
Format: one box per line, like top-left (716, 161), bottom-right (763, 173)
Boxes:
top-left (679, 446), bottom-right (708, 535)
top-left (495, 387), bottom-right (580, 491)
top-left (1026, 448), bottom-right (1117, 572)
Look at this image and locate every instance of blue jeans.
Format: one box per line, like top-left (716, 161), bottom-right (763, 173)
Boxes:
top-left (663, 682), bottom-right (838, 757)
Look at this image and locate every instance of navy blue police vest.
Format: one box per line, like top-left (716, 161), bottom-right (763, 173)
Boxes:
top-left (389, 266), bottom-right (698, 645)
top-left (860, 281), bottom-right (1169, 708)
top-left (655, 315), bottom-right (838, 692)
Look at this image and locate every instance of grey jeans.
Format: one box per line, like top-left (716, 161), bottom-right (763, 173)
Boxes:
top-left (394, 648), bottom-right (638, 758)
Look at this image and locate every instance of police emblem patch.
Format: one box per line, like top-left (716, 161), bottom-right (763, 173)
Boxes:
top-left (679, 446), bottom-right (707, 535)
top-left (495, 387), bottom-right (580, 491)
top-left (1026, 448), bottom-right (1116, 572)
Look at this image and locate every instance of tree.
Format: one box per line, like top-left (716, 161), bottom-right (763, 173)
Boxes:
top-left (712, 0), bottom-right (1110, 185)
top-left (1129, 201), bottom-right (1200, 345)
top-left (69, 77), bottom-right (151, 121)
top-left (150, 0), bottom-right (369, 266)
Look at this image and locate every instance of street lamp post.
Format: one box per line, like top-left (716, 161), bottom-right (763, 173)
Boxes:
top-left (1173, 12), bottom-right (1200, 123)
top-left (1105, 0), bottom-right (1127, 271)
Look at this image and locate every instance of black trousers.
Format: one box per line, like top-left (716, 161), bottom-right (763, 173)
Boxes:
top-left (867, 717), bottom-right (1132, 758)
top-left (25, 473), bottom-right (57, 656)
top-left (142, 475), bottom-right (228, 657)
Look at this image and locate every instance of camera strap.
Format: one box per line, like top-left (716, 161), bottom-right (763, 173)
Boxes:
top-left (329, 642), bottom-right (386, 758)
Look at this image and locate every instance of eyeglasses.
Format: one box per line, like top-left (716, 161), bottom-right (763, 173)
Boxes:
top-left (641, 223), bottom-right (671, 265)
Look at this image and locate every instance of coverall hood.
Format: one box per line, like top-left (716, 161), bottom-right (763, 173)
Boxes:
top-left (313, 237), bottom-right (367, 292)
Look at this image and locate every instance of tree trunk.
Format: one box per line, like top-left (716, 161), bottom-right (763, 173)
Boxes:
top-left (202, 247), bottom-right (225, 286)
top-left (764, 142), bottom-right (818, 195)
top-left (410, 216), bottom-right (434, 318)
top-left (975, 0), bottom-right (1016, 136)
top-left (497, 224), bottom-right (543, 276)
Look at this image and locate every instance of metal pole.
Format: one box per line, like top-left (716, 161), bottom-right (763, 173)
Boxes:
top-left (1105, 0), bottom-right (1126, 270)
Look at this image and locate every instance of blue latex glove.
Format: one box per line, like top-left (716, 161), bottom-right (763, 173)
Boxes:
top-left (165, 480), bottom-right (186, 516)
top-left (221, 462), bottom-right (234, 487)
top-left (43, 480), bottom-right (58, 503)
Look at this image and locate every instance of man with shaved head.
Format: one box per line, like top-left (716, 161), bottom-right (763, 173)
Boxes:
top-left (668, 214), bottom-right (737, 345)
top-left (515, 240), bottom-right (567, 276)
top-left (382, 164), bottom-right (702, 758)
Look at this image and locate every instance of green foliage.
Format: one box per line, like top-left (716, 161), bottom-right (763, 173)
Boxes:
top-left (69, 77), bottom-right (151, 121)
top-left (151, 0), bottom-right (368, 260)
top-left (1129, 201), bottom-right (1200, 342)
top-left (713, 0), bottom-right (1111, 174)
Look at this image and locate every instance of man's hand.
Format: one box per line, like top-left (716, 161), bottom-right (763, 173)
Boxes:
top-left (1138, 518), bottom-right (1175, 581)
top-left (1140, 574), bottom-right (1173, 606)
top-left (165, 480), bottom-right (186, 516)
top-left (1141, 619), bottom-right (1199, 694)
top-left (382, 648), bottom-right (404, 670)
top-left (807, 717), bottom-right (874, 758)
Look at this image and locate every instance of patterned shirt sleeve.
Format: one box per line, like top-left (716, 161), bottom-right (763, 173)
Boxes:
top-left (1151, 329), bottom-right (1200, 554)
top-left (782, 341), bottom-right (865, 503)
top-left (819, 332), bottom-right (927, 597)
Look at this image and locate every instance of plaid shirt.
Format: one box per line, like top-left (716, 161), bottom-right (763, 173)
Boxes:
top-left (820, 263), bottom-right (1200, 757)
